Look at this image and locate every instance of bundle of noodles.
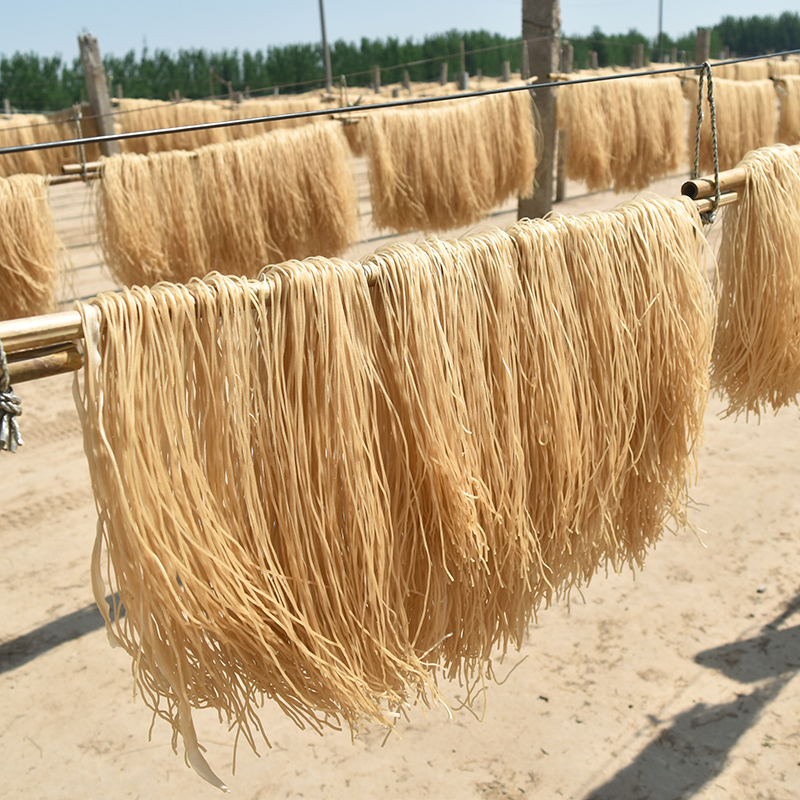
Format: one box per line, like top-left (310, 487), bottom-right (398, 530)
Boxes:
top-left (0, 174), bottom-right (60, 320)
top-left (770, 58), bottom-right (800, 78)
top-left (557, 76), bottom-right (687, 192)
top-left (713, 60), bottom-right (771, 81)
top-left (115, 98), bottom-right (229, 154)
top-left (507, 196), bottom-right (713, 597)
top-left (362, 91), bottom-right (537, 233)
top-left (228, 96), bottom-right (327, 137)
top-left (77, 193), bottom-right (713, 790)
top-left (98, 122), bottom-right (357, 285)
top-left (691, 78), bottom-right (777, 173)
top-left (777, 76), bottom-right (800, 144)
top-left (712, 144), bottom-right (800, 415)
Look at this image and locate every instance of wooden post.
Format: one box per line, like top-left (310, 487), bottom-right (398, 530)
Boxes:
top-left (633, 43), bottom-right (644, 69)
top-left (695, 28), bottom-right (711, 64)
top-left (3, 98), bottom-right (10, 115)
top-left (521, 40), bottom-right (530, 80)
top-left (115, 83), bottom-right (123, 99)
top-left (373, 65), bottom-right (381, 93)
top-left (174, 89), bottom-right (181, 102)
top-left (502, 60), bottom-right (511, 81)
top-left (458, 71), bottom-right (469, 91)
top-left (561, 42), bottom-right (573, 73)
top-left (273, 86), bottom-right (279, 96)
top-left (518, 0), bottom-right (561, 220)
top-left (440, 62), bottom-right (448, 85)
top-left (244, 86), bottom-right (251, 99)
top-left (590, 50), bottom-right (598, 70)
top-left (78, 34), bottom-right (120, 157)
top-left (556, 128), bottom-right (568, 202)
top-left (670, 46), bottom-right (678, 63)
top-left (460, 39), bottom-right (466, 75)
top-left (402, 70), bottom-right (410, 92)
top-left (318, 0), bottom-right (333, 93)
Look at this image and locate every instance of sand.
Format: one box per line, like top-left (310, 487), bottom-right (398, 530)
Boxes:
top-left (1, 164), bottom-right (799, 800)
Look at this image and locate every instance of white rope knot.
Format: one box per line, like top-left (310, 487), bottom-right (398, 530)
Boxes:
top-left (0, 337), bottom-right (23, 452)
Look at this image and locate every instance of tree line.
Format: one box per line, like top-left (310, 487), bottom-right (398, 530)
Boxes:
top-left (1, 13), bottom-right (797, 112)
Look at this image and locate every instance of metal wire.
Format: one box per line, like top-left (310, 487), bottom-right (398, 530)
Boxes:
top-left (1, 48), bottom-right (798, 157)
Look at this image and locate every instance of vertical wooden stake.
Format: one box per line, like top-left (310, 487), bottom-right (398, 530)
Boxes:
top-left (633, 43), bottom-right (644, 69)
top-left (556, 129), bottom-right (567, 202)
top-left (403, 70), bottom-right (410, 92)
top-left (518, 0), bottom-right (561, 220)
top-left (373, 65), bottom-right (381, 93)
top-left (590, 51), bottom-right (598, 69)
top-left (78, 34), bottom-right (120, 157)
top-left (695, 28), bottom-right (711, 64)
top-left (3, 98), bottom-right (10, 115)
top-left (440, 62), bottom-right (448, 85)
top-left (502, 61), bottom-right (511, 82)
top-left (561, 42), bottom-right (573, 73)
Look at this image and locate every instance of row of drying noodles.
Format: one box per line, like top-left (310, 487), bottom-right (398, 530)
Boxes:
top-left (0, 174), bottom-right (63, 321)
top-left (77, 192), bottom-right (715, 791)
top-left (112, 95), bottom-right (327, 153)
top-left (0, 105), bottom-right (101, 178)
top-left (556, 57), bottom-right (800, 190)
top-left (97, 90), bottom-right (538, 286)
top-left (0, 76), bottom-right (513, 177)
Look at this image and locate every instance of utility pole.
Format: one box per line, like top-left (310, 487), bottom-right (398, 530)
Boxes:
top-left (78, 33), bottom-right (120, 157)
top-left (657, 0), bottom-right (664, 62)
top-left (519, 0), bottom-right (561, 219)
top-left (318, 0), bottom-right (333, 93)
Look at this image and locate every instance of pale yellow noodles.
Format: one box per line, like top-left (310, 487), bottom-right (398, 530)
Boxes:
top-left (0, 174), bottom-right (61, 320)
top-left (777, 76), bottom-right (800, 145)
top-left (690, 78), bottom-right (777, 173)
top-left (97, 122), bottom-right (357, 285)
top-left (713, 144), bottom-right (800, 415)
top-left (557, 76), bottom-right (687, 192)
top-left (76, 195), bottom-right (713, 790)
top-left (362, 91), bottom-right (538, 233)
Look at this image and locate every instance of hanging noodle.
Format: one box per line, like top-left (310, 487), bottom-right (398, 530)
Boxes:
top-left (76, 195), bottom-right (713, 791)
top-left (0, 173), bottom-right (61, 321)
top-left (98, 122), bottom-right (358, 286)
top-left (362, 91), bottom-right (538, 233)
top-left (712, 143), bottom-right (800, 415)
top-left (557, 76), bottom-right (687, 192)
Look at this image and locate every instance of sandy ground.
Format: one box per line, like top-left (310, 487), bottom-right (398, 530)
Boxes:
top-left (1, 167), bottom-right (799, 800)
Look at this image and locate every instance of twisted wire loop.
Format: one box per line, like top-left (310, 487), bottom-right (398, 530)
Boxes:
top-left (693, 61), bottom-right (721, 224)
top-left (0, 337), bottom-right (24, 453)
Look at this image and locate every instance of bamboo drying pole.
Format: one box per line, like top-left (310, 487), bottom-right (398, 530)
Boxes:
top-left (682, 167), bottom-right (747, 199)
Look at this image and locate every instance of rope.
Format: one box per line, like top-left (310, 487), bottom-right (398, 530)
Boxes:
top-left (692, 61), bottom-right (721, 224)
top-left (0, 337), bottom-right (24, 452)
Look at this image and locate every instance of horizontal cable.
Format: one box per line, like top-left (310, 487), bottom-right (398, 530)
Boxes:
top-left (1, 48), bottom-right (798, 156)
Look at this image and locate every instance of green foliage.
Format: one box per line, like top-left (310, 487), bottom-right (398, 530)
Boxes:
top-left (716, 12), bottom-right (800, 56)
top-left (1, 14), bottom-right (796, 112)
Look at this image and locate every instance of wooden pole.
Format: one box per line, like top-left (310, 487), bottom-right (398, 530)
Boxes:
top-left (695, 28), bottom-right (711, 64)
top-left (633, 43), bottom-right (644, 69)
top-left (681, 167), bottom-right (748, 200)
top-left (502, 61), bottom-right (511, 82)
top-left (318, 0), bottom-right (333, 93)
top-left (589, 50), bottom-right (598, 69)
top-left (518, 0), bottom-right (561, 220)
top-left (373, 65), bottom-right (381, 93)
top-left (403, 70), bottom-right (410, 92)
top-left (556, 129), bottom-right (568, 202)
top-left (561, 42), bottom-right (573, 73)
top-left (78, 34), bottom-right (120, 157)
top-left (3, 98), bottom-right (10, 115)
top-left (440, 62), bottom-right (448, 85)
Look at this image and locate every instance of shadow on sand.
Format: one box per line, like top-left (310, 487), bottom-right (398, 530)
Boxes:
top-left (0, 595), bottom-right (122, 674)
top-left (584, 591), bottom-right (800, 800)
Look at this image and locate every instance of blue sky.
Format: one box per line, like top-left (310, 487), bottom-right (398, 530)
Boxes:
top-left (3, 1), bottom-right (797, 59)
